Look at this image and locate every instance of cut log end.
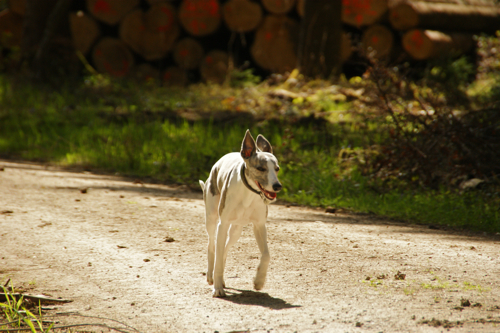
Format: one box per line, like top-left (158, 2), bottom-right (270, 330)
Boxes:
top-left (92, 37), bottom-right (135, 77)
top-left (120, 4), bottom-right (180, 61)
top-left (389, 2), bottom-right (500, 32)
top-left (361, 24), bottom-right (394, 59)
top-left (200, 50), bottom-right (228, 84)
top-left (389, 3), bottom-right (421, 31)
top-left (173, 37), bottom-right (204, 69)
top-left (342, 0), bottom-right (388, 27)
top-left (262, 0), bottom-right (296, 15)
top-left (223, 0), bottom-right (263, 33)
top-left (402, 29), bottom-right (474, 60)
top-left (0, 9), bottom-right (23, 48)
top-left (179, 0), bottom-right (221, 36)
top-left (86, 0), bottom-right (140, 25)
top-left (70, 11), bottom-right (101, 55)
top-left (251, 15), bottom-right (299, 74)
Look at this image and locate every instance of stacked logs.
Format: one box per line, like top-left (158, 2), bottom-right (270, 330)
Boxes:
top-left (346, 0), bottom-right (500, 62)
top-left (0, 1), bottom-right (24, 49)
top-left (1, 0), bottom-right (500, 83)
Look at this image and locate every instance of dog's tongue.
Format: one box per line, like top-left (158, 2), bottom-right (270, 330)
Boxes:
top-left (256, 182), bottom-right (277, 200)
top-left (264, 189), bottom-right (277, 199)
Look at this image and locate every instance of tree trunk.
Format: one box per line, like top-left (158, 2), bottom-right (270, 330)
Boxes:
top-left (69, 11), bottom-right (100, 55)
top-left (296, 0), bottom-right (304, 17)
top-left (91, 37), bottom-right (135, 77)
top-left (298, 0), bottom-right (342, 78)
top-left (341, 32), bottom-right (353, 64)
top-left (222, 0), bottom-right (262, 33)
top-left (402, 29), bottom-right (474, 60)
top-left (22, 0), bottom-right (75, 81)
top-left (86, 0), bottom-right (139, 25)
top-left (9, 0), bottom-right (27, 16)
top-left (178, 0), bottom-right (221, 36)
top-left (21, 0), bottom-right (58, 58)
top-left (173, 37), bottom-right (205, 69)
top-left (342, 0), bottom-right (388, 28)
top-left (389, 1), bottom-right (500, 32)
top-left (251, 14), bottom-right (299, 74)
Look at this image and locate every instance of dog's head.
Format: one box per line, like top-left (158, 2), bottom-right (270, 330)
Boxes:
top-left (241, 130), bottom-right (282, 203)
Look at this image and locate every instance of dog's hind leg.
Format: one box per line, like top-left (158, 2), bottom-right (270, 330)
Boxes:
top-left (252, 223), bottom-right (270, 291)
top-left (204, 192), bottom-right (219, 286)
top-left (213, 220), bottom-right (230, 297)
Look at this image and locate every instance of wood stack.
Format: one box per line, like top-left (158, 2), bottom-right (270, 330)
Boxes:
top-left (0, 8), bottom-right (24, 48)
top-left (70, 11), bottom-right (101, 55)
top-left (251, 15), bottom-right (299, 74)
top-left (389, 0), bottom-right (499, 61)
top-left (119, 2), bottom-right (180, 61)
top-left (1, 0), bottom-right (499, 82)
top-left (222, 0), bottom-right (262, 33)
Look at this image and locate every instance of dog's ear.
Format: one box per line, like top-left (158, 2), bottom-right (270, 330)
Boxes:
top-left (241, 130), bottom-right (256, 159)
top-left (256, 134), bottom-right (273, 154)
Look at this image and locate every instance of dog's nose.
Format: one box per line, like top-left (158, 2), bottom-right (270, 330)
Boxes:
top-left (273, 183), bottom-right (282, 192)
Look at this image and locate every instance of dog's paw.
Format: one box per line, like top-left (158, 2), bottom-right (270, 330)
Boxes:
top-left (207, 275), bottom-right (213, 285)
top-left (212, 287), bottom-right (226, 297)
top-left (253, 278), bottom-right (265, 291)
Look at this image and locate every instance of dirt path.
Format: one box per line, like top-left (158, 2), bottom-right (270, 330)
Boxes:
top-left (1, 160), bottom-right (499, 333)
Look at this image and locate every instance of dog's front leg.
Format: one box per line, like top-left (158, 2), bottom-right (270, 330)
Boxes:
top-left (213, 220), bottom-right (229, 297)
top-left (253, 223), bottom-right (270, 290)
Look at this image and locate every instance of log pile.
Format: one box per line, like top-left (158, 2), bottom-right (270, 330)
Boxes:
top-left (1, 0), bottom-right (499, 83)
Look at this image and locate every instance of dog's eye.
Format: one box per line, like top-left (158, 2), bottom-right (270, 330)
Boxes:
top-left (275, 167), bottom-right (280, 172)
top-left (257, 167), bottom-right (266, 172)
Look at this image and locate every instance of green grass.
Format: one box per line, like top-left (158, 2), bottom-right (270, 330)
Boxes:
top-left (0, 285), bottom-right (54, 333)
top-left (0, 75), bottom-right (498, 233)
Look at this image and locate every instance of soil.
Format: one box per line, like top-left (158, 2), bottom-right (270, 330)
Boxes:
top-left (1, 160), bottom-right (500, 333)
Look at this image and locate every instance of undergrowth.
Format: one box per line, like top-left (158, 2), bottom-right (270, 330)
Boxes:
top-left (0, 50), bottom-right (499, 233)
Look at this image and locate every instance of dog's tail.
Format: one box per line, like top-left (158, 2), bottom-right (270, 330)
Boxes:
top-left (199, 180), bottom-right (205, 191)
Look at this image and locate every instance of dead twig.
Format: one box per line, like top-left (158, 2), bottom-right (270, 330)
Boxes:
top-left (0, 323), bottom-right (138, 332)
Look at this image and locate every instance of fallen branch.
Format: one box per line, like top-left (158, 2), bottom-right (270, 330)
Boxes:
top-left (0, 293), bottom-right (72, 304)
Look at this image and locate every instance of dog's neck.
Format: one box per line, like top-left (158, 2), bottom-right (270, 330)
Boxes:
top-left (240, 163), bottom-right (274, 204)
top-left (240, 163), bottom-right (261, 195)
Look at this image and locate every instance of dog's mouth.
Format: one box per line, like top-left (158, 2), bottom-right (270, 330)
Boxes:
top-left (256, 182), bottom-right (277, 200)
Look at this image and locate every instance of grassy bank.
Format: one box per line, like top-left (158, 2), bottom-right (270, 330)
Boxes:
top-left (0, 75), bottom-right (498, 233)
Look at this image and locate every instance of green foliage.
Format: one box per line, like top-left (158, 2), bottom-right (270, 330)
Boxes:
top-left (0, 285), bottom-right (54, 333)
top-left (229, 68), bottom-right (261, 88)
top-left (0, 74), bottom-right (498, 233)
top-left (425, 56), bottom-right (475, 91)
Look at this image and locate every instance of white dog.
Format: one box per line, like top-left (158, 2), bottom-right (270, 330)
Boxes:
top-left (199, 130), bottom-right (282, 297)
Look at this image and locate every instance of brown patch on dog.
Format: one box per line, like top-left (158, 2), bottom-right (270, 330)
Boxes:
top-left (209, 168), bottom-right (219, 196)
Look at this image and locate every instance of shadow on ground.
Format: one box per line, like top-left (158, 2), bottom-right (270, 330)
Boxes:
top-left (221, 288), bottom-right (301, 310)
